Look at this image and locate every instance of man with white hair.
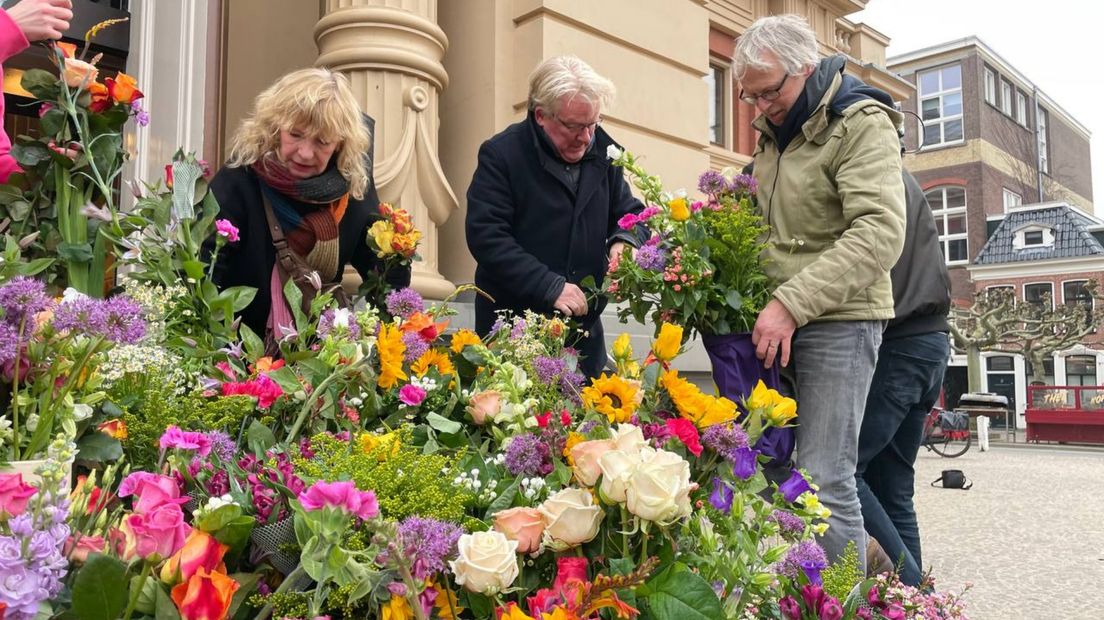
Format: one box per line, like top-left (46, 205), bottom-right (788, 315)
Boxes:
top-left (466, 55), bottom-right (644, 378)
top-left (735, 14), bottom-right (906, 570)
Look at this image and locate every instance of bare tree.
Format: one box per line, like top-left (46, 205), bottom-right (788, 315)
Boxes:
top-left (991, 116), bottom-right (1076, 205)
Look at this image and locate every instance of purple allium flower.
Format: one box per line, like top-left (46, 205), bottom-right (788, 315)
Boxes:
top-left (768, 510), bottom-right (806, 539)
top-left (51, 296), bottom-right (105, 334)
top-left (728, 174), bottom-right (757, 196)
top-left (533, 355), bottom-right (566, 384)
top-left (0, 276), bottom-right (52, 328)
top-left (0, 322), bottom-right (18, 366)
top-left (698, 170), bottom-right (726, 196)
top-left (504, 433), bottom-right (553, 477)
top-left (402, 330), bottom-right (429, 363)
top-left (397, 516), bottom-right (463, 580)
top-left (560, 370), bottom-right (586, 406)
top-left (778, 469), bottom-right (813, 503)
top-left (774, 540), bottom-right (828, 585)
top-left (205, 431), bottom-right (236, 462)
top-left (702, 423), bottom-right (750, 461)
top-left (576, 419), bottom-right (599, 435)
top-left (318, 308), bottom-right (360, 339)
top-left (732, 447), bottom-right (759, 481)
top-left (634, 244), bottom-right (667, 272)
top-left (709, 477), bottom-right (734, 514)
top-left (385, 287), bottom-right (424, 320)
top-left (100, 296), bottom-right (147, 342)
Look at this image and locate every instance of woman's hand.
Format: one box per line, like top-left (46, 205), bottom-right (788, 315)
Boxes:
top-left (8, 0), bottom-right (72, 42)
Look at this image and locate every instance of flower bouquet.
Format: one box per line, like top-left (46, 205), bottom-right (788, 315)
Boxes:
top-left (363, 202), bottom-right (421, 309)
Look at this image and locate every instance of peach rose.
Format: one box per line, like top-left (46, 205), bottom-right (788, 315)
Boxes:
top-left (467, 390), bottom-right (503, 425)
top-left (538, 488), bottom-right (603, 551)
top-left (63, 57), bottom-right (98, 89)
top-left (64, 535), bottom-right (106, 564)
top-left (492, 506), bottom-right (544, 554)
top-left (569, 439), bottom-right (614, 486)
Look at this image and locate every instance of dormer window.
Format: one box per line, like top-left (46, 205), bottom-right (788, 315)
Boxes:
top-left (1023, 230), bottom-right (1044, 246)
top-left (1013, 224), bottom-right (1055, 249)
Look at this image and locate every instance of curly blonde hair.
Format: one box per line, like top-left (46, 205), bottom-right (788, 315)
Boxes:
top-left (226, 68), bottom-right (372, 199)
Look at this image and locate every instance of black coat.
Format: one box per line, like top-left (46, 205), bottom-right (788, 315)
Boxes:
top-left (209, 166), bottom-right (410, 336)
top-left (465, 112), bottom-right (644, 337)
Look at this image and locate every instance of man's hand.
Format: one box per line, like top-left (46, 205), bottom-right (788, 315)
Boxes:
top-left (553, 282), bottom-right (588, 317)
top-left (8, 0), bottom-right (72, 42)
top-left (607, 241), bottom-right (636, 271)
top-left (751, 299), bottom-right (798, 368)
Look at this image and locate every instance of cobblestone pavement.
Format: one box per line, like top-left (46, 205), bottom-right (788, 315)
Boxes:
top-left (913, 443), bottom-right (1104, 619)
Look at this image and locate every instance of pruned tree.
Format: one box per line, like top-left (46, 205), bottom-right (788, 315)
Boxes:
top-left (949, 281), bottom-right (1104, 391)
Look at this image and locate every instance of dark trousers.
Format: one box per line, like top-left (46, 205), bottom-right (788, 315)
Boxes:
top-left (856, 331), bottom-right (949, 586)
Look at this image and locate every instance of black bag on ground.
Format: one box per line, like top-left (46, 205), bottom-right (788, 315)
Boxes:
top-left (931, 469), bottom-right (972, 490)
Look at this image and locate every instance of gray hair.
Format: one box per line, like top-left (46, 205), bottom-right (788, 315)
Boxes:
top-left (527, 55), bottom-right (615, 114)
top-left (733, 14), bottom-right (819, 80)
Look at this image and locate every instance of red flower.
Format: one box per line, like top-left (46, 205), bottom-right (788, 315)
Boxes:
top-left (665, 417), bottom-right (703, 457)
top-left (535, 411), bottom-right (552, 428)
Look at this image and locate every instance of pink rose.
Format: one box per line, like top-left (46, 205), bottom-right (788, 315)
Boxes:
top-left (118, 472), bottom-right (186, 513)
top-left (0, 473), bottom-right (38, 516)
top-left (214, 219), bottom-right (240, 242)
top-left (569, 439), bottom-right (614, 486)
top-left (64, 535), bottom-right (106, 564)
top-left (398, 384), bottom-right (426, 407)
top-left (298, 480), bottom-right (379, 520)
top-left (492, 507), bottom-right (544, 554)
top-left (121, 503), bottom-right (189, 560)
top-left (467, 390), bottom-right (502, 425)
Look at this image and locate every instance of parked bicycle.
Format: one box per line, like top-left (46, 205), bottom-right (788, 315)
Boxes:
top-left (921, 407), bottom-right (971, 457)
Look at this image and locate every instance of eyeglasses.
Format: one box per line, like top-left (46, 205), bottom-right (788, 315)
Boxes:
top-left (554, 114), bottom-right (603, 134)
top-left (739, 73), bottom-right (790, 106)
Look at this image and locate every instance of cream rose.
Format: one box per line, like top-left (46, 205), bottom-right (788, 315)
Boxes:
top-left (538, 487), bottom-right (604, 551)
top-left (598, 448), bottom-right (641, 503)
top-left (569, 439), bottom-right (614, 486)
top-left (493, 506), bottom-right (544, 554)
top-left (449, 531), bottom-right (519, 594)
top-left (63, 58), bottom-right (98, 89)
top-left (467, 390), bottom-right (502, 425)
top-left (625, 447), bottom-right (692, 525)
top-left (610, 423), bottom-right (646, 453)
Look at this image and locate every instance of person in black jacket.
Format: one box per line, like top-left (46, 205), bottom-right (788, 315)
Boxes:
top-left (465, 55), bottom-right (644, 378)
top-left (210, 68), bottom-right (409, 340)
top-left (856, 168), bottom-right (952, 586)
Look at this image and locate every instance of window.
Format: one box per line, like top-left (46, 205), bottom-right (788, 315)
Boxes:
top-left (1024, 282), bottom-right (1054, 308)
top-left (1063, 280), bottom-right (1094, 330)
top-left (1003, 188), bottom-right (1022, 210)
top-left (1000, 80), bottom-right (1013, 115)
top-left (1023, 230), bottom-right (1045, 246)
top-left (707, 63), bottom-right (727, 147)
top-left (984, 67), bottom-right (996, 105)
top-left (1065, 355), bottom-right (1098, 386)
top-left (1016, 91), bottom-right (1027, 125)
top-left (1038, 108), bottom-right (1050, 174)
top-left (924, 186), bottom-right (969, 264)
top-left (918, 65), bottom-right (963, 147)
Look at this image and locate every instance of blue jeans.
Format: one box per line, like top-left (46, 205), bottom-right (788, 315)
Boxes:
top-left (789, 320), bottom-right (883, 572)
top-left (856, 331), bottom-right (949, 586)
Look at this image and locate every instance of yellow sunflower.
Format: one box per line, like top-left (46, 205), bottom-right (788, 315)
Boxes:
top-left (381, 594), bottom-right (413, 620)
top-left (563, 431), bottom-right (585, 465)
top-left (450, 328), bottom-right (482, 353)
top-left (429, 579), bottom-right (465, 619)
top-left (412, 348), bottom-right (456, 377)
top-left (581, 373), bottom-right (640, 423)
top-left (376, 323), bottom-right (407, 389)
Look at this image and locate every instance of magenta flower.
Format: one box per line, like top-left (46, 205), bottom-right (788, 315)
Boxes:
top-left (819, 596), bottom-right (843, 620)
top-left (399, 384), bottom-right (427, 407)
top-left (121, 502), bottom-right (188, 560)
top-left (118, 472), bottom-right (187, 513)
top-left (298, 480), bottom-right (379, 521)
top-left (778, 595), bottom-right (800, 620)
top-left (0, 473), bottom-right (38, 516)
top-left (215, 218), bottom-right (240, 242)
top-left (617, 213), bottom-right (640, 230)
top-left (159, 425), bottom-right (212, 457)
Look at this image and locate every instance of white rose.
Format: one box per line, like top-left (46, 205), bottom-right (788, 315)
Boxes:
top-left (538, 487), bottom-right (604, 551)
top-left (606, 144), bottom-right (623, 160)
top-left (625, 447), bottom-right (692, 525)
top-left (598, 448), bottom-right (641, 503)
top-left (610, 423), bottom-right (646, 453)
top-left (449, 531), bottom-right (519, 594)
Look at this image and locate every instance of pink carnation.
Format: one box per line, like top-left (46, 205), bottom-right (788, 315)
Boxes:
top-left (159, 425), bottom-right (212, 457)
top-left (617, 213), bottom-right (640, 230)
top-left (665, 418), bottom-right (703, 457)
top-left (398, 384), bottom-right (427, 407)
top-left (215, 218), bottom-right (240, 242)
top-left (298, 480), bottom-right (379, 521)
top-left (221, 373), bottom-right (283, 408)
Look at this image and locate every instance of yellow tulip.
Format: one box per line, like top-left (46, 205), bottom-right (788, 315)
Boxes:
top-left (651, 323), bottom-right (683, 362)
top-left (612, 332), bottom-right (632, 358)
top-left (668, 197), bottom-right (691, 222)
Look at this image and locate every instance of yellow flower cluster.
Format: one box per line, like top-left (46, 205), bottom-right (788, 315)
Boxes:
top-left (581, 374), bottom-right (640, 423)
top-left (369, 203), bottom-right (421, 259)
top-left (376, 323), bottom-right (407, 389)
top-left (412, 348), bottom-right (455, 377)
top-left (661, 369), bottom-right (737, 428)
top-left (449, 329), bottom-right (482, 354)
top-left (746, 379), bottom-right (798, 427)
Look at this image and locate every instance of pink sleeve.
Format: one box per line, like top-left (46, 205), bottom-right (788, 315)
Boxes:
top-left (0, 9), bottom-right (30, 183)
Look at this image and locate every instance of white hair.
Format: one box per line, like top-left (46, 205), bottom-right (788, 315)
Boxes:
top-left (733, 14), bottom-right (820, 80)
top-left (527, 55), bottom-right (615, 114)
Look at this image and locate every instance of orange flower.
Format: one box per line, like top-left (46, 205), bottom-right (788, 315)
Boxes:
top-left (55, 41), bottom-right (77, 58)
top-left (171, 567), bottom-right (239, 620)
top-left (88, 81), bottom-right (111, 113)
top-left (160, 530), bottom-right (229, 586)
top-left (377, 323), bottom-right (407, 390)
top-left (106, 72), bottom-right (143, 105)
top-left (402, 312), bottom-right (449, 341)
top-left (97, 418), bottom-right (127, 440)
top-left (250, 356), bottom-right (284, 375)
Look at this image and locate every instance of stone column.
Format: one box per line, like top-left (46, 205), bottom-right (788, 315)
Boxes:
top-left (316, 1), bottom-right (458, 300)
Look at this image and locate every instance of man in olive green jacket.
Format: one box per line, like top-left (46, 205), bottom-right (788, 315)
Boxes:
top-left (734, 14), bottom-right (906, 571)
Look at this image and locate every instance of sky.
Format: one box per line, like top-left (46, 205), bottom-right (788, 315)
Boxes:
top-left (852, 1), bottom-right (1104, 216)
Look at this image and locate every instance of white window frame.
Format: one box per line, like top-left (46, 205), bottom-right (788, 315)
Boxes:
top-left (1002, 188), bottom-right (1022, 211)
top-left (1023, 281), bottom-right (1055, 309)
top-left (984, 67), bottom-right (996, 105)
top-left (925, 186), bottom-right (969, 265)
top-left (1061, 279), bottom-right (1094, 309)
top-left (917, 65), bottom-right (964, 148)
top-left (707, 60), bottom-right (731, 149)
top-left (1016, 91), bottom-right (1027, 126)
top-left (1000, 80), bottom-right (1013, 115)
top-left (1013, 225), bottom-right (1055, 249)
top-left (1038, 108), bottom-right (1050, 174)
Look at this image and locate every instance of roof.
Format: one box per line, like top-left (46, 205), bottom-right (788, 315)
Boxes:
top-left (974, 204), bottom-right (1104, 265)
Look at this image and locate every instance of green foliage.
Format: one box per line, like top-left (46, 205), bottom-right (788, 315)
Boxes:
top-left (822, 541), bottom-right (865, 602)
top-left (701, 196), bottom-right (773, 334)
top-left (248, 591), bottom-right (310, 620)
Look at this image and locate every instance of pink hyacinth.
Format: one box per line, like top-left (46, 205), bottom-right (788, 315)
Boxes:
top-left (298, 480), bottom-right (379, 521)
top-left (215, 218), bottom-right (240, 242)
top-left (398, 383), bottom-right (427, 407)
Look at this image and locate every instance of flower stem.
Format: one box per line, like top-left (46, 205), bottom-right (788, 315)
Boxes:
top-left (121, 560), bottom-right (152, 620)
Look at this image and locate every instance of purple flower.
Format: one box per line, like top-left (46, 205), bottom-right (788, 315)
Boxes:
top-left (489, 317), bottom-right (507, 337)
top-left (533, 355), bottom-right (566, 384)
top-left (402, 330), bottom-right (429, 363)
top-left (397, 516), bottom-right (463, 580)
top-left (728, 174), bottom-right (758, 196)
top-left (0, 322), bottom-right (18, 366)
top-left (51, 296), bottom-right (105, 334)
top-left (159, 425), bottom-right (212, 457)
top-left (509, 319), bottom-right (527, 340)
top-left (0, 480), bottom-right (69, 617)
top-left (732, 447), bottom-right (759, 481)
top-left (768, 510), bottom-right (806, 539)
top-left (778, 595), bottom-right (801, 620)
top-left (504, 433), bottom-right (553, 477)
top-left (0, 277), bottom-right (52, 328)
top-left (708, 477), bottom-right (733, 514)
top-left (702, 423), bottom-right (750, 462)
top-left (698, 170), bottom-right (726, 196)
top-left (215, 218), bottom-right (240, 242)
top-left (559, 370), bottom-right (585, 405)
top-left (318, 308), bottom-right (360, 339)
top-left (774, 540), bottom-right (828, 585)
top-left (778, 469), bottom-right (812, 503)
top-left (205, 431), bottom-right (236, 462)
top-left (634, 244), bottom-right (667, 272)
top-left (385, 287), bottom-right (424, 320)
top-left (100, 296), bottom-right (147, 342)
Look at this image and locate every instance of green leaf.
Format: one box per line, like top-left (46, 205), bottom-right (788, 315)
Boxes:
top-left (11, 141), bottom-right (51, 167)
top-left (40, 107), bottom-right (67, 136)
top-left (483, 478), bottom-right (520, 520)
top-left (183, 259), bottom-right (205, 280)
top-left (226, 572), bottom-right (262, 620)
top-left (154, 586), bottom-right (182, 620)
top-left (70, 553), bottom-right (128, 620)
top-left (246, 420), bottom-right (276, 456)
top-left (76, 431), bottom-right (123, 464)
top-left (639, 563), bottom-right (724, 620)
top-left (226, 286), bottom-right (257, 312)
top-left (725, 290), bottom-right (744, 311)
top-left (238, 324), bottom-right (265, 361)
top-left (58, 241), bottom-right (94, 263)
top-left (19, 68), bottom-right (59, 100)
top-left (426, 411), bottom-right (462, 435)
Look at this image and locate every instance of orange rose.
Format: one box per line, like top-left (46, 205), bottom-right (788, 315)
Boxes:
top-left (106, 72), bottom-right (143, 105)
top-left (63, 57), bottom-right (98, 89)
top-left (88, 81), bottom-right (111, 113)
top-left (569, 439), bottom-right (615, 487)
top-left (467, 390), bottom-right (502, 425)
top-left (97, 418), bottom-right (127, 440)
top-left (492, 507), bottom-right (545, 554)
top-left (171, 567), bottom-right (239, 620)
top-left (402, 312), bottom-right (448, 341)
top-left (63, 535), bottom-right (105, 564)
top-left (160, 529), bottom-right (229, 586)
